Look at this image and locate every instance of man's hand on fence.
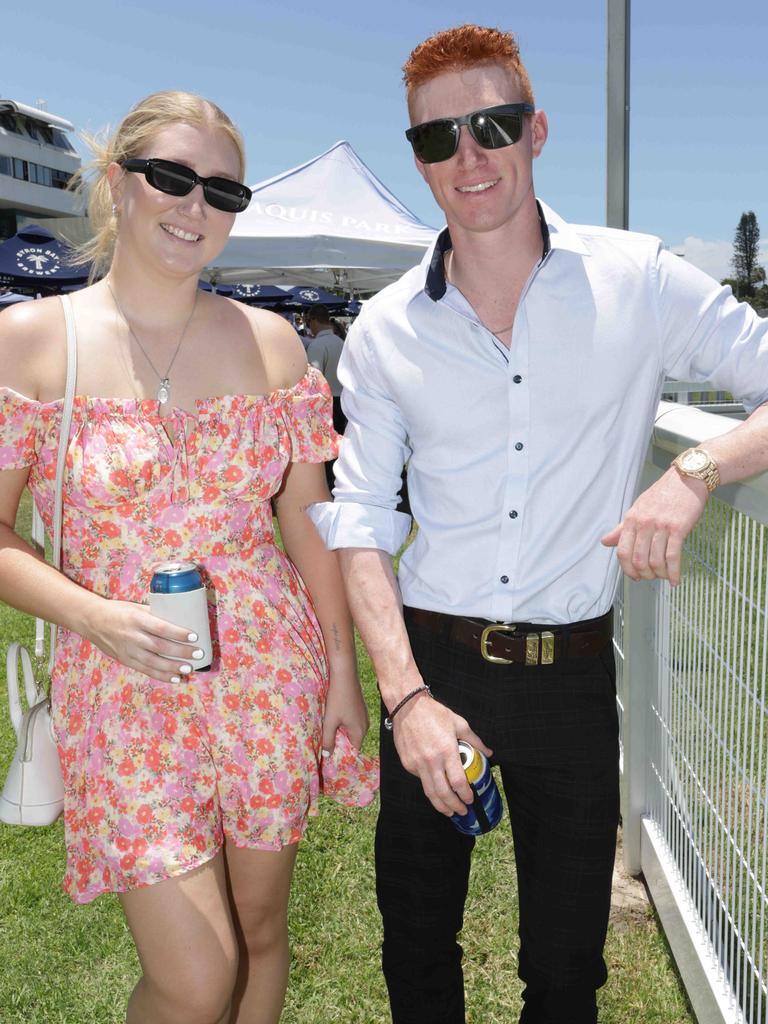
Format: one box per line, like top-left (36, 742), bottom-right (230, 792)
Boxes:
top-left (601, 468), bottom-right (709, 586)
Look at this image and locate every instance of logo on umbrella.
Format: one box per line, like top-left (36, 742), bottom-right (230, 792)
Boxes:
top-left (15, 247), bottom-right (62, 277)
top-left (298, 289), bottom-right (320, 301)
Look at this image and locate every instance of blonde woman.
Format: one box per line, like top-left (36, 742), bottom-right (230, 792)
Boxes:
top-left (0, 92), bottom-right (376, 1024)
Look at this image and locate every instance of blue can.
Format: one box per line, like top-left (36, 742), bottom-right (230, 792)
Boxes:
top-left (150, 561), bottom-right (203, 593)
top-left (450, 741), bottom-right (503, 836)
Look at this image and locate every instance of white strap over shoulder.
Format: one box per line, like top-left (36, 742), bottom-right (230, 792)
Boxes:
top-left (37, 295), bottom-right (78, 675)
top-left (56, 294), bottom-right (78, 573)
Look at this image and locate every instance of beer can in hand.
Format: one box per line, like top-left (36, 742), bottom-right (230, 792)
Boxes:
top-left (450, 740), bottom-right (503, 836)
top-left (149, 561), bottom-right (212, 672)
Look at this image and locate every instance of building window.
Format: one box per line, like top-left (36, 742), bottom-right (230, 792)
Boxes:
top-left (0, 153), bottom-right (68, 189)
top-left (0, 112), bottom-right (22, 134)
top-left (51, 168), bottom-right (71, 189)
top-left (50, 128), bottom-right (75, 152)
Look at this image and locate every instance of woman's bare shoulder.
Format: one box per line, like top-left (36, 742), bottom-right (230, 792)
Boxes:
top-left (235, 303), bottom-right (308, 392)
top-left (0, 296), bottom-right (67, 398)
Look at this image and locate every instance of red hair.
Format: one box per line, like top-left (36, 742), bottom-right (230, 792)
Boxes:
top-left (403, 25), bottom-right (535, 110)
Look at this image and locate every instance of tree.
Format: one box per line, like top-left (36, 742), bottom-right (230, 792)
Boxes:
top-left (731, 211), bottom-right (761, 299)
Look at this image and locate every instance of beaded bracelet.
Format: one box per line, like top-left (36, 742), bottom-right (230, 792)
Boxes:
top-left (383, 685), bottom-right (433, 731)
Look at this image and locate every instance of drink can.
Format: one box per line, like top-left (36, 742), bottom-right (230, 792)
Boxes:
top-left (150, 561), bottom-right (203, 594)
top-left (149, 561), bottom-right (212, 672)
top-left (450, 740), bottom-right (503, 836)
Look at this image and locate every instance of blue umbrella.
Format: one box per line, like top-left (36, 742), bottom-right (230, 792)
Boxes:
top-left (230, 284), bottom-right (289, 304)
top-left (0, 224), bottom-right (90, 291)
top-left (283, 285), bottom-right (346, 308)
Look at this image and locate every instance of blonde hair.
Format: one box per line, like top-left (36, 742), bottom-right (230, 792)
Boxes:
top-left (69, 91), bottom-right (246, 280)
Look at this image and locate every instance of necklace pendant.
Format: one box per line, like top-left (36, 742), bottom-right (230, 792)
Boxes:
top-left (157, 379), bottom-right (171, 405)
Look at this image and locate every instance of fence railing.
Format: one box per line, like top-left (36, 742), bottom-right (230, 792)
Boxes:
top-left (617, 400), bottom-right (768, 1024)
top-left (661, 380), bottom-right (746, 419)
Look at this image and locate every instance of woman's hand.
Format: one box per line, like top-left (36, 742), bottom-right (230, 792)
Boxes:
top-left (321, 665), bottom-right (369, 753)
top-left (81, 598), bottom-right (207, 683)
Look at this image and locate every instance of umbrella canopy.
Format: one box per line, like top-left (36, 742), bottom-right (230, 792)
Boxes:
top-left (0, 224), bottom-right (90, 291)
top-left (209, 141), bottom-right (438, 292)
top-left (282, 286), bottom-right (346, 308)
top-left (231, 284), bottom-right (288, 304)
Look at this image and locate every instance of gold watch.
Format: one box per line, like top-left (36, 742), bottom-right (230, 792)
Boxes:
top-left (672, 447), bottom-right (720, 493)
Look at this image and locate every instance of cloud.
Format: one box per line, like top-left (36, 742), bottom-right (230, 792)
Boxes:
top-left (674, 237), bottom-right (768, 283)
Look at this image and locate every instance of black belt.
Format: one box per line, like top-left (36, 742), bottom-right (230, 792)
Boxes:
top-left (403, 607), bottom-right (613, 666)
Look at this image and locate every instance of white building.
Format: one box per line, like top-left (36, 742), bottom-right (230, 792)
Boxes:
top-left (0, 99), bottom-right (82, 241)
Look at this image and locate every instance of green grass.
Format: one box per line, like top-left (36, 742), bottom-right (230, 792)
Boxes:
top-left (0, 492), bottom-right (695, 1023)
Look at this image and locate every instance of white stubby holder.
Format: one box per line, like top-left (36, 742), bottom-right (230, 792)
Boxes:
top-left (149, 561), bottom-right (213, 671)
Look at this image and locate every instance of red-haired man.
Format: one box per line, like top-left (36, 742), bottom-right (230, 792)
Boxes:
top-left (310, 24), bottom-right (768, 1024)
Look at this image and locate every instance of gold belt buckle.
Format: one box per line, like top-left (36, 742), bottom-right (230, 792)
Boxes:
top-left (480, 623), bottom-right (516, 664)
top-left (541, 630), bottom-right (555, 665)
top-left (526, 630), bottom-right (556, 665)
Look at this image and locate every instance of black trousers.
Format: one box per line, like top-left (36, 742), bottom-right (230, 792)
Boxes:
top-left (376, 609), bottom-right (620, 1024)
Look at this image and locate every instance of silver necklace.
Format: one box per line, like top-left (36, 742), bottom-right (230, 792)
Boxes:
top-left (106, 280), bottom-right (198, 406)
top-left (445, 251), bottom-right (514, 336)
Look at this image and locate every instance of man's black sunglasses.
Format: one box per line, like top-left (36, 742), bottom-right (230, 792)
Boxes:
top-left (405, 103), bottom-right (535, 164)
top-left (120, 158), bottom-right (252, 213)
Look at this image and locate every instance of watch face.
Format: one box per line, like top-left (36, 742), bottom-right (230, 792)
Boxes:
top-left (681, 450), bottom-right (709, 472)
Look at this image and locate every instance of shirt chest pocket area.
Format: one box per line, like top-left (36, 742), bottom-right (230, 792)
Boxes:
top-left (402, 366), bottom-right (511, 473)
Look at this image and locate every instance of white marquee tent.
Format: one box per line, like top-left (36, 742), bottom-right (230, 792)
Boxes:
top-left (208, 141), bottom-right (438, 293)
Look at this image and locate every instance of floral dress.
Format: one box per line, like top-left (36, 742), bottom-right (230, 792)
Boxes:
top-left (0, 368), bottom-right (378, 904)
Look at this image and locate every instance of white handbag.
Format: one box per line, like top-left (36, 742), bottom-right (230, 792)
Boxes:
top-left (0, 295), bottom-right (77, 826)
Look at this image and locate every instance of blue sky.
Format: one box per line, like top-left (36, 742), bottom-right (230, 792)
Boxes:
top-left (5, 1), bottom-right (767, 279)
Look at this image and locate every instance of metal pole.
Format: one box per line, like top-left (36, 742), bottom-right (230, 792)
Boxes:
top-left (606, 0), bottom-right (630, 229)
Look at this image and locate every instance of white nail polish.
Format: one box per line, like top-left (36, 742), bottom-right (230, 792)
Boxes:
top-left (187, 632), bottom-right (198, 642)
top-left (171, 675), bottom-right (181, 684)
top-left (192, 649), bottom-right (204, 660)
top-left (179, 664), bottom-right (192, 675)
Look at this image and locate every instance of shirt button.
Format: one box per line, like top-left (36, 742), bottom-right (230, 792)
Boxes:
top-left (515, 442), bottom-right (524, 451)
top-left (513, 374), bottom-right (523, 383)
top-left (500, 575), bottom-right (509, 584)
top-left (509, 510), bottom-right (518, 519)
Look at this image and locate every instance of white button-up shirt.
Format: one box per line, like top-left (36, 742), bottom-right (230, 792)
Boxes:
top-left (309, 201), bottom-right (768, 625)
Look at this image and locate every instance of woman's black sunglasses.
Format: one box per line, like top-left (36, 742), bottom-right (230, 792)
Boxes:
top-left (120, 158), bottom-right (252, 213)
top-left (405, 103), bottom-right (535, 164)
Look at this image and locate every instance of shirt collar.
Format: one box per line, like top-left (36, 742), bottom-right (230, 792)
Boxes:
top-left (421, 199), bottom-right (591, 302)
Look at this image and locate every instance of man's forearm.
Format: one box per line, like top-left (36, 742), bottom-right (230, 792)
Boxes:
top-left (337, 547), bottom-right (423, 710)
top-left (701, 402), bottom-right (768, 485)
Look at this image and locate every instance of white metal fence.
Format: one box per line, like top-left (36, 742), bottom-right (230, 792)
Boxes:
top-left (617, 401), bottom-right (768, 1024)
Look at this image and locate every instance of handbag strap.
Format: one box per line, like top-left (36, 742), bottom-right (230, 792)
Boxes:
top-left (33, 295), bottom-right (78, 677)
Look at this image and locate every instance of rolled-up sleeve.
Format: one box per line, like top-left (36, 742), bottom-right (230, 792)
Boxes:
top-left (307, 313), bottom-right (412, 554)
top-left (657, 246), bottom-right (768, 412)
